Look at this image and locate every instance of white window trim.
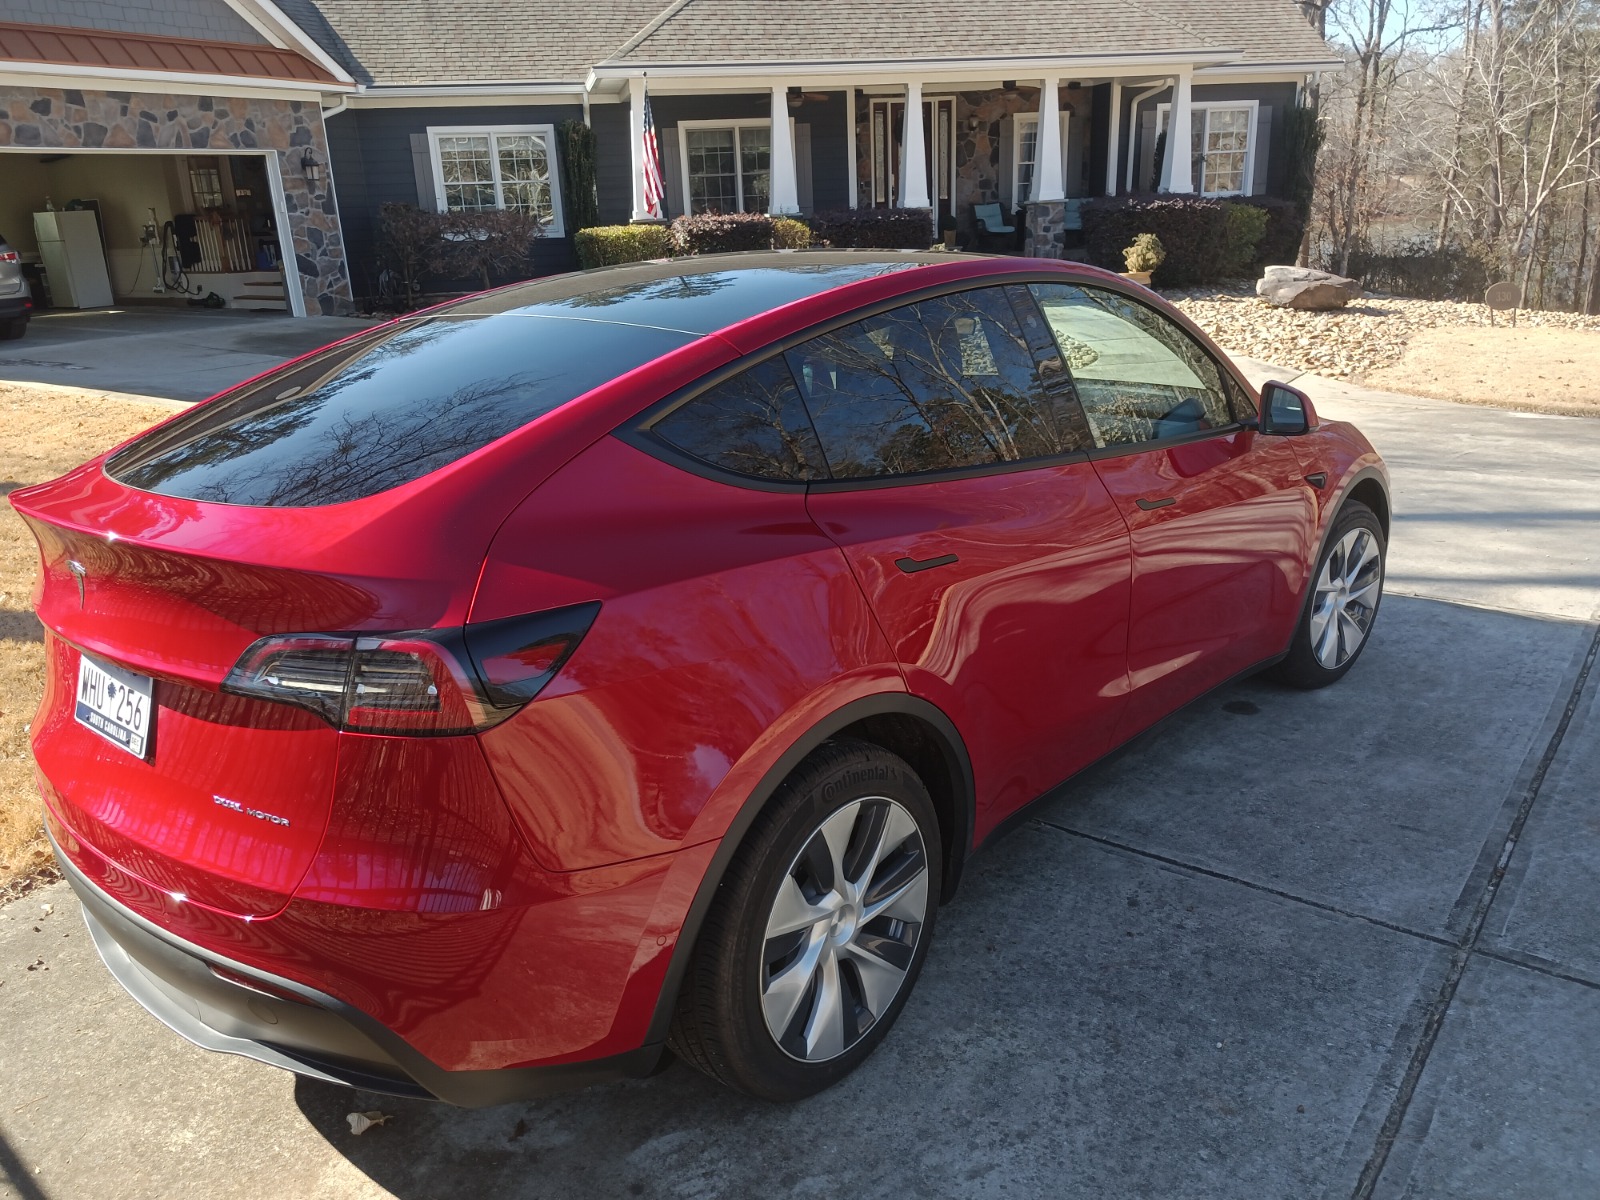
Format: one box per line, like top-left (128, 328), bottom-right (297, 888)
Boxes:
top-left (677, 117), bottom-right (798, 215)
top-left (1155, 100), bottom-right (1259, 197)
top-left (426, 123), bottom-right (565, 237)
top-left (1012, 112), bottom-right (1072, 205)
top-left (867, 95), bottom-right (957, 207)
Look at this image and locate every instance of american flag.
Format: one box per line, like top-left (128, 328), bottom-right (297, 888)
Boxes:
top-left (642, 83), bottom-right (666, 218)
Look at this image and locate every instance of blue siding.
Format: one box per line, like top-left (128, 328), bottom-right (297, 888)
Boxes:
top-left (804, 92), bottom-right (850, 211)
top-left (330, 103), bottom-right (585, 299)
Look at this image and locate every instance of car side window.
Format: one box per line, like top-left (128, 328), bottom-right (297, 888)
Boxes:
top-left (1027, 283), bottom-right (1237, 449)
top-left (650, 357), bottom-right (828, 482)
top-left (786, 287), bottom-right (1086, 480)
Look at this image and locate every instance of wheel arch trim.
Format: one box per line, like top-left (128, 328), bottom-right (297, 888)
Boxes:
top-left (644, 692), bottom-right (975, 1046)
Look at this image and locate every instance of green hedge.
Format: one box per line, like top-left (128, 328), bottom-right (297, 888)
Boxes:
top-left (672, 212), bottom-right (775, 254)
top-left (772, 216), bottom-right (813, 249)
top-left (1242, 197), bottom-right (1305, 270)
top-left (574, 223), bottom-right (675, 269)
top-left (1081, 196), bottom-right (1273, 287)
top-left (810, 208), bottom-right (933, 249)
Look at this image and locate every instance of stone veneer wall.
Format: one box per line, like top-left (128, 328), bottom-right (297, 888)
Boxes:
top-left (0, 86), bottom-right (352, 315)
top-left (853, 86), bottom-right (1093, 240)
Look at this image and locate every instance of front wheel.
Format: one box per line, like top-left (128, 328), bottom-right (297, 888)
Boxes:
top-left (669, 740), bottom-right (940, 1101)
top-left (1274, 501), bottom-right (1385, 689)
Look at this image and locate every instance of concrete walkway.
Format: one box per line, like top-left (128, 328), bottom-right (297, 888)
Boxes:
top-left (0, 307), bottom-right (375, 402)
top-left (1, 361), bottom-right (1597, 1199)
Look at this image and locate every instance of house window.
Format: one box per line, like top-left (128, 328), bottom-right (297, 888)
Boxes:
top-left (681, 121), bottom-right (771, 214)
top-left (188, 161), bottom-right (226, 209)
top-left (427, 125), bottom-right (563, 236)
top-left (1156, 102), bottom-right (1257, 196)
top-left (1013, 114), bottom-right (1070, 203)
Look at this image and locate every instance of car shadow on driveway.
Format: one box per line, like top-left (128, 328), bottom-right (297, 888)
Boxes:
top-left (282, 592), bottom-right (1600, 1200)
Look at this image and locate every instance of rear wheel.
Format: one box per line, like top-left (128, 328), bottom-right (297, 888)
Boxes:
top-left (1, 318), bottom-right (25, 341)
top-left (1274, 501), bottom-right (1385, 688)
top-left (669, 740), bottom-right (940, 1101)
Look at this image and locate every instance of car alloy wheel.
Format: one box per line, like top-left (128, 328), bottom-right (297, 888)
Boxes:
top-left (1309, 526), bottom-right (1383, 668)
top-left (760, 796), bottom-right (930, 1062)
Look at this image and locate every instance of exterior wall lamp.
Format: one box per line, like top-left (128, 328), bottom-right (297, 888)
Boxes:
top-left (300, 147), bottom-right (323, 188)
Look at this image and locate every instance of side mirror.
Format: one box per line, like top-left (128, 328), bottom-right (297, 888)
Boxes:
top-left (1259, 381), bottom-right (1314, 436)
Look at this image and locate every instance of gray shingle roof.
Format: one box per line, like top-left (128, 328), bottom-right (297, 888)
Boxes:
top-left (282, 0), bottom-right (1334, 87)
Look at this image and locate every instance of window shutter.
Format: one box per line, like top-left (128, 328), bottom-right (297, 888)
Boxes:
top-left (1137, 110), bottom-right (1156, 193)
top-left (998, 114), bottom-right (1015, 211)
top-left (796, 123), bottom-right (813, 212)
top-left (1251, 106), bottom-right (1272, 196)
top-left (410, 132), bottom-right (439, 211)
top-left (662, 127), bottom-right (685, 218)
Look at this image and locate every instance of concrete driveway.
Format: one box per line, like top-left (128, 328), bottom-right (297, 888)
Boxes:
top-left (0, 307), bottom-right (375, 402)
top-left (1, 362), bottom-right (1597, 1200)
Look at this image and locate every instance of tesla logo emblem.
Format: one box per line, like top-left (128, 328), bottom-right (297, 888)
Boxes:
top-left (67, 560), bottom-right (87, 608)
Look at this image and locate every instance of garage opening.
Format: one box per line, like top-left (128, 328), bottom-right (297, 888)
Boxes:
top-left (0, 148), bottom-right (302, 317)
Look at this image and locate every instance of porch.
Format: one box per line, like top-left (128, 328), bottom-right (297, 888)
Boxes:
top-left (621, 66), bottom-right (1292, 257)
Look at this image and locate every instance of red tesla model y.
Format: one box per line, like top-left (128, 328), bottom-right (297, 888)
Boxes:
top-left (13, 252), bottom-right (1388, 1104)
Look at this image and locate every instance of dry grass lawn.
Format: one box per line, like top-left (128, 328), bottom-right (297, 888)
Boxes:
top-left (1360, 325), bottom-right (1600, 416)
top-left (0, 382), bottom-right (178, 897)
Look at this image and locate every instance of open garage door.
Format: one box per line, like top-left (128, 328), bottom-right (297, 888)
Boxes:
top-left (0, 147), bottom-right (303, 317)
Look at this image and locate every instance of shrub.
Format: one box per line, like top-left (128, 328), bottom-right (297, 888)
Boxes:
top-left (375, 202), bottom-right (442, 310)
top-left (771, 216), bottom-right (813, 249)
top-left (1344, 237), bottom-right (1491, 301)
top-left (810, 208), bottom-right (933, 249)
top-left (573, 223), bottom-right (675, 269)
top-left (557, 119), bottom-right (600, 233)
top-left (672, 211), bottom-right (774, 255)
top-left (1219, 202), bottom-right (1270, 278)
top-left (1240, 197), bottom-right (1303, 271)
top-left (434, 208), bottom-right (541, 290)
top-left (1082, 196), bottom-right (1233, 287)
top-left (1124, 233), bottom-right (1166, 272)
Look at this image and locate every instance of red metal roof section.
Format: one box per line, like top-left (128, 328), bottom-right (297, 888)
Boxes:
top-left (0, 21), bottom-right (338, 84)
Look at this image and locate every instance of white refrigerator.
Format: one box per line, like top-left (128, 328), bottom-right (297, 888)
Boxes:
top-left (34, 210), bottom-right (113, 309)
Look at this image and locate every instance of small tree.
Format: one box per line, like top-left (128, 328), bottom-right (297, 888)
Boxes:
top-left (558, 120), bottom-right (601, 232)
top-left (376, 202), bottom-right (443, 309)
top-left (434, 208), bottom-right (542, 290)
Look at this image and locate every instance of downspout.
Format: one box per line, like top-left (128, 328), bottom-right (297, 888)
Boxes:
top-left (1124, 82), bottom-right (1164, 193)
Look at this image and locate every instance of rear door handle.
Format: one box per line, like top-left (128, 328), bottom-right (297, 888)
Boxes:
top-left (895, 553), bottom-right (960, 575)
top-left (1135, 497), bottom-right (1176, 511)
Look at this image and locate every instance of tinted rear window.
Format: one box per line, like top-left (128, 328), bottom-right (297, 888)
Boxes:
top-left (108, 315), bottom-right (695, 507)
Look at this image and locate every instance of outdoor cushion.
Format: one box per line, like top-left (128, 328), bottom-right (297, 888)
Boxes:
top-left (974, 203), bottom-right (1015, 234)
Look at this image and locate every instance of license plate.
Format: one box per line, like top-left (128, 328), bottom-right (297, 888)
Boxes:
top-left (74, 654), bottom-right (154, 759)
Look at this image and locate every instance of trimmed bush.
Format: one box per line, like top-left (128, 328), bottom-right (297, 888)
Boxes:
top-left (435, 208), bottom-right (541, 290)
top-left (574, 223), bottom-right (675, 269)
top-left (1219, 202), bottom-right (1270, 278)
top-left (771, 216), bottom-right (814, 249)
top-left (810, 208), bottom-right (933, 249)
top-left (375, 202), bottom-right (442, 310)
top-left (1082, 196), bottom-right (1232, 287)
top-left (672, 211), bottom-right (774, 255)
top-left (1344, 237), bottom-right (1490, 301)
top-left (1240, 197), bottom-right (1303, 271)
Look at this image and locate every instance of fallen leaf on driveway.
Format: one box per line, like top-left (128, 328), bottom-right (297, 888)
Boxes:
top-left (347, 1111), bottom-right (392, 1135)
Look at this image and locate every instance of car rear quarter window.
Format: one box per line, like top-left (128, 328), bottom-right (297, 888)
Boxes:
top-left (786, 287), bottom-right (1084, 480)
top-left (107, 315), bottom-right (695, 507)
top-left (649, 357), bottom-right (827, 482)
top-left (1028, 283), bottom-right (1236, 448)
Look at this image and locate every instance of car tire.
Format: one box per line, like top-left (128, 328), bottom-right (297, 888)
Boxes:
top-left (1, 318), bottom-right (25, 341)
top-left (1273, 501), bottom-right (1385, 689)
top-left (669, 739), bottom-right (941, 1101)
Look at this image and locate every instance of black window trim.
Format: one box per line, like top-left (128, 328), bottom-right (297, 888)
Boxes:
top-left (614, 271), bottom-right (1257, 493)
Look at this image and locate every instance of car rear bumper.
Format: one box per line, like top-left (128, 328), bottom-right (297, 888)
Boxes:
top-left (52, 833), bottom-right (667, 1107)
top-left (0, 293), bottom-right (29, 321)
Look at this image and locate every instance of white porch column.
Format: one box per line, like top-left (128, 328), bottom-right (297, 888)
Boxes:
top-left (627, 76), bottom-right (652, 220)
top-left (898, 79), bottom-right (931, 209)
top-left (769, 86), bottom-right (800, 214)
top-left (845, 87), bottom-right (859, 208)
top-left (1104, 79), bottom-right (1122, 196)
top-left (1031, 76), bottom-right (1064, 203)
top-left (1163, 69), bottom-right (1196, 194)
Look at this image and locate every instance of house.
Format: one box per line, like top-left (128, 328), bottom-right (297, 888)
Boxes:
top-left (0, 0), bottom-right (357, 315)
top-left (0, 0), bottom-right (1339, 315)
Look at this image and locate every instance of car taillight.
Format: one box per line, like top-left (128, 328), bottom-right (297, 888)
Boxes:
top-left (0, 250), bottom-right (18, 264)
top-left (221, 602), bottom-right (600, 735)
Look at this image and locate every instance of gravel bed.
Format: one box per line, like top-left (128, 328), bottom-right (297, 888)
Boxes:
top-left (1167, 282), bottom-right (1600, 379)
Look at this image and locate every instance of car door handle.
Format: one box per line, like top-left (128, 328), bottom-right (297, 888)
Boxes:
top-left (895, 553), bottom-right (960, 575)
top-left (1135, 497), bottom-right (1176, 511)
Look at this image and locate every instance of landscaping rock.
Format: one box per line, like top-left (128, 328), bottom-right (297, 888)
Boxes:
top-left (1256, 266), bottom-right (1364, 310)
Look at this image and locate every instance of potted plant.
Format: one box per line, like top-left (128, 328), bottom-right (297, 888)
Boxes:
top-left (938, 212), bottom-right (959, 251)
top-left (1121, 233), bottom-right (1165, 286)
